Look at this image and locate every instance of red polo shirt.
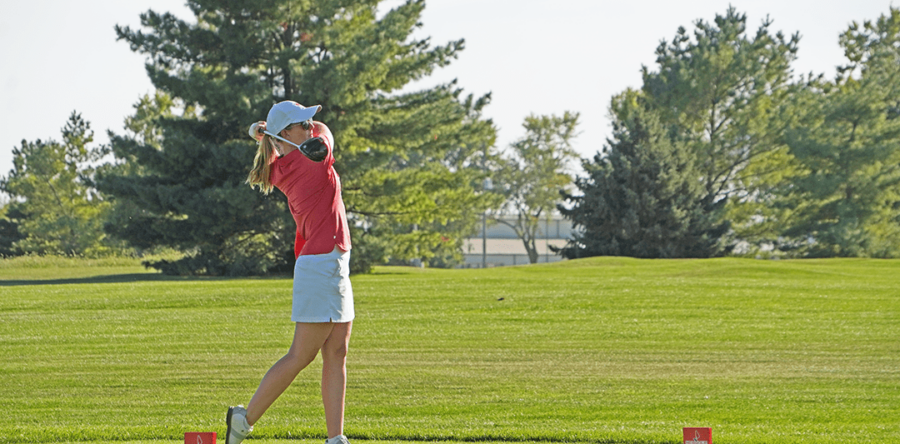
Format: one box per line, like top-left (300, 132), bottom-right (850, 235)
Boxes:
top-left (270, 135), bottom-right (351, 258)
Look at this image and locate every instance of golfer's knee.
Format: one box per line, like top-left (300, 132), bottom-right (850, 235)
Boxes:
top-left (322, 340), bottom-right (349, 362)
top-left (284, 349), bottom-right (316, 371)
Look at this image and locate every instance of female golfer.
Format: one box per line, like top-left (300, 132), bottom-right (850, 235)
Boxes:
top-left (227, 100), bottom-right (353, 444)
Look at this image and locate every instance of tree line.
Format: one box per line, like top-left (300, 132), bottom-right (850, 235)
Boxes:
top-left (2, 2), bottom-right (899, 274)
top-left (560, 7), bottom-right (900, 259)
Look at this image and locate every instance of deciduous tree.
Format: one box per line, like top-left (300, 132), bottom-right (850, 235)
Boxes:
top-left (493, 112), bottom-right (579, 264)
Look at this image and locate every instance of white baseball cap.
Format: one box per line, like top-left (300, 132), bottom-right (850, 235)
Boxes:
top-left (266, 101), bottom-right (322, 135)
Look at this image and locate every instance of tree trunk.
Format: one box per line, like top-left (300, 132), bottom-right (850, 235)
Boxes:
top-left (525, 236), bottom-right (539, 264)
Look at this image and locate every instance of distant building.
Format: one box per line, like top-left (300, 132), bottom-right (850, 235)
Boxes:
top-left (461, 214), bottom-right (574, 268)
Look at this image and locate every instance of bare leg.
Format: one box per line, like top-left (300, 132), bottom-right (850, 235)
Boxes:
top-left (321, 321), bottom-right (353, 439)
top-left (246, 322), bottom-right (335, 425)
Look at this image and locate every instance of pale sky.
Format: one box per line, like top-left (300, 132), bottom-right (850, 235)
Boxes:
top-left (0, 0), bottom-right (895, 183)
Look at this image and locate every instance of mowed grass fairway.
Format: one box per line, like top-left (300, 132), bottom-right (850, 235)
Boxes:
top-left (1, 257), bottom-right (898, 444)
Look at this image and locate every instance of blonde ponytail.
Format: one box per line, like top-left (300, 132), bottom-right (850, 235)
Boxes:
top-left (247, 135), bottom-right (277, 195)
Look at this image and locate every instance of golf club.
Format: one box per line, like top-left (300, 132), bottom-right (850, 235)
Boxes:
top-left (262, 130), bottom-right (302, 149)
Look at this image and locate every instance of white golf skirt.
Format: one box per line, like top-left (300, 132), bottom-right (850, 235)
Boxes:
top-left (291, 247), bottom-right (354, 323)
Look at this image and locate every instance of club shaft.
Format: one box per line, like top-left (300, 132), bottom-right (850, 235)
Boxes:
top-left (263, 131), bottom-right (301, 148)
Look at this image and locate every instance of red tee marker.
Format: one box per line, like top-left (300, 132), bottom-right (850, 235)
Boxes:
top-left (683, 427), bottom-right (711, 444)
top-left (185, 432), bottom-right (216, 444)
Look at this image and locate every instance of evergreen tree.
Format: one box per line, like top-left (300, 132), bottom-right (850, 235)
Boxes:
top-left (99, 0), bottom-right (495, 275)
top-left (641, 7), bottom-right (800, 250)
top-left (779, 8), bottom-right (900, 257)
top-left (493, 112), bottom-right (579, 264)
top-left (0, 113), bottom-right (112, 256)
top-left (557, 91), bottom-right (728, 259)
top-left (0, 202), bottom-right (25, 257)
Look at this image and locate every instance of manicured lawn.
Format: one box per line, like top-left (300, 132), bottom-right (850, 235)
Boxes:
top-left (1, 257), bottom-right (897, 443)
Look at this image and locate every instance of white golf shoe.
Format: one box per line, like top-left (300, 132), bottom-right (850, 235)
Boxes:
top-left (225, 405), bottom-right (253, 444)
top-left (325, 435), bottom-right (351, 444)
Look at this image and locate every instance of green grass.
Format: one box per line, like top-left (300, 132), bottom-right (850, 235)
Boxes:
top-left (1, 257), bottom-right (897, 444)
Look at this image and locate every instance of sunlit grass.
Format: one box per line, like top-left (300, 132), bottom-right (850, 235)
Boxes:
top-left (1, 258), bottom-right (897, 443)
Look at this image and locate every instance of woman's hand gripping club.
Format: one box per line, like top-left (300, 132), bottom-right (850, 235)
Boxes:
top-left (249, 121), bottom-right (330, 163)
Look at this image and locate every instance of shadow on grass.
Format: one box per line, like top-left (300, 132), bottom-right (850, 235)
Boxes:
top-left (0, 266), bottom-right (434, 286)
top-left (0, 272), bottom-right (292, 287)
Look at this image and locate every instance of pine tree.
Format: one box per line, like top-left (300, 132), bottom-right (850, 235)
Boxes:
top-left (0, 202), bottom-right (25, 257)
top-left (557, 91), bottom-right (728, 259)
top-left (641, 7), bottom-right (800, 250)
top-left (99, 0), bottom-right (495, 275)
top-left (779, 8), bottom-right (900, 257)
top-left (0, 113), bottom-right (112, 256)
